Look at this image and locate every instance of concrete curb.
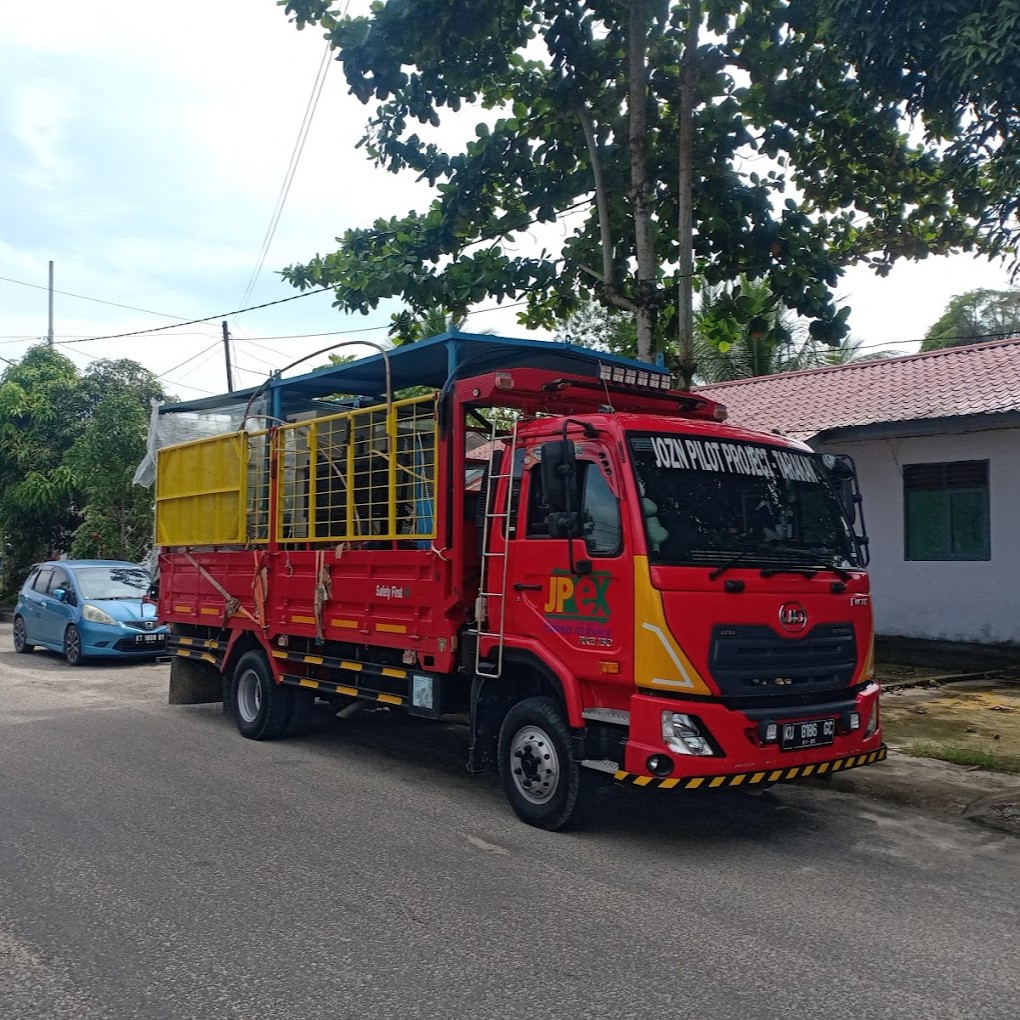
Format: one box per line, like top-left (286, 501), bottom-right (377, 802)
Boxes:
top-left (818, 750), bottom-right (1020, 836)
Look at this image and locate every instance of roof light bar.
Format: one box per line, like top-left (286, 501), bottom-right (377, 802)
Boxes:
top-left (598, 364), bottom-right (673, 391)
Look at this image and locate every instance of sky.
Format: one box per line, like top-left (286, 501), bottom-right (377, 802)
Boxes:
top-left (1, 0), bottom-right (1015, 402)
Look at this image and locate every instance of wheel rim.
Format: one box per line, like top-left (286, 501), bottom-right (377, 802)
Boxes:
top-left (509, 724), bottom-right (561, 805)
top-left (236, 668), bottom-right (262, 724)
top-left (66, 628), bottom-right (80, 662)
top-left (14, 618), bottom-right (25, 650)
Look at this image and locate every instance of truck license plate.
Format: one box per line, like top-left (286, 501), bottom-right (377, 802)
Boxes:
top-left (780, 718), bottom-right (836, 751)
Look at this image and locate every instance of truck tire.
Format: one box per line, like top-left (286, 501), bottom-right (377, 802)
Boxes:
top-left (13, 615), bottom-right (34, 654)
top-left (497, 696), bottom-right (594, 832)
top-left (232, 650), bottom-right (292, 741)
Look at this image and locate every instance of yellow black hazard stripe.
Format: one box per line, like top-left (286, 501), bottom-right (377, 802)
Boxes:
top-left (614, 746), bottom-right (888, 790)
top-left (271, 648), bottom-right (409, 684)
top-left (278, 672), bottom-right (406, 707)
top-left (168, 635), bottom-right (223, 666)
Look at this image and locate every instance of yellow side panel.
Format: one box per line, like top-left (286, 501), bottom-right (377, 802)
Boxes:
top-left (632, 555), bottom-right (713, 696)
top-left (156, 433), bottom-right (246, 546)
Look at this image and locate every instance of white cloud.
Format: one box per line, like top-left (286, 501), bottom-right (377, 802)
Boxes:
top-left (7, 82), bottom-right (74, 188)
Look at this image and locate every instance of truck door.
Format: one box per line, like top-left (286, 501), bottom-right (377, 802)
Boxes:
top-left (504, 446), bottom-right (633, 683)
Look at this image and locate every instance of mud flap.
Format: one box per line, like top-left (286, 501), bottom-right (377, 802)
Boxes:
top-left (169, 656), bottom-right (223, 705)
top-left (467, 674), bottom-right (515, 773)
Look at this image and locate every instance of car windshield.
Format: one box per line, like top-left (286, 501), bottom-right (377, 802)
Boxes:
top-left (74, 566), bottom-right (150, 600)
top-left (628, 432), bottom-right (861, 568)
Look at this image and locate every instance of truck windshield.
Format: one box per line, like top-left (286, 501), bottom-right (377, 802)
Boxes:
top-left (628, 432), bottom-right (861, 569)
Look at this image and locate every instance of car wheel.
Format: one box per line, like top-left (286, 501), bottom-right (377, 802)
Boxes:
top-left (497, 696), bottom-right (595, 832)
top-left (231, 650), bottom-right (292, 740)
top-left (64, 624), bottom-right (86, 666)
top-left (13, 615), bottom-right (34, 654)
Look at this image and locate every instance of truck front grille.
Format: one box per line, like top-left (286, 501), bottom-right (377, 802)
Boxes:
top-left (709, 623), bottom-right (857, 700)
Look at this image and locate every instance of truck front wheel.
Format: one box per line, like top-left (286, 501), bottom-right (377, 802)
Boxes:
top-left (232, 650), bottom-right (292, 741)
top-left (497, 696), bottom-right (594, 832)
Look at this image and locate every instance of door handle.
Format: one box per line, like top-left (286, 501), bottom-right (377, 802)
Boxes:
top-left (513, 583), bottom-right (543, 591)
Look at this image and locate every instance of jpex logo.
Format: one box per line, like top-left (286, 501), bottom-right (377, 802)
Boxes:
top-left (542, 570), bottom-right (612, 621)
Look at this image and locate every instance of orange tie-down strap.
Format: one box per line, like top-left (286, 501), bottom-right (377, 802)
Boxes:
top-left (610, 746), bottom-right (889, 790)
top-left (184, 554), bottom-right (261, 628)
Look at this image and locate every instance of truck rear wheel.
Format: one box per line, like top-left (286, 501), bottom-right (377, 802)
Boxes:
top-left (497, 696), bottom-right (594, 832)
top-left (232, 650), bottom-right (292, 741)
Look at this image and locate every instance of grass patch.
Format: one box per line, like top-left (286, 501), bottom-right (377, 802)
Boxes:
top-left (901, 741), bottom-right (1020, 775)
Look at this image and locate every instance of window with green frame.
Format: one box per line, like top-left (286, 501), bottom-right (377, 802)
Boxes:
top-left (903, 460), bottom-right (990, 561)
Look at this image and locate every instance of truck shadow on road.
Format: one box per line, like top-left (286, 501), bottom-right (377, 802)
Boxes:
top-left (185, 700), bottom-right (828, 847)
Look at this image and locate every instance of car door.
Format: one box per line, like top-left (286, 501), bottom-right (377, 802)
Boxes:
top-left (20, 566), bottom-right (54, 645)
top-left (504, 446), bottom-right (633, 684)
top-left (38, 566), bottom-right (76, 647)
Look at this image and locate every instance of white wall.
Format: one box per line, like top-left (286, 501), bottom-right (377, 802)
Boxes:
top-left (815, 426), bottom-right (1020, 645)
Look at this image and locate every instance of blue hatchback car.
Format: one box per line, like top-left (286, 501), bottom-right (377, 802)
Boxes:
top-left (13, 560), bottom-right (168, 665)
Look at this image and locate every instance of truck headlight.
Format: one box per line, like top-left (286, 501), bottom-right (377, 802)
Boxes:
top-left (82, 604), bottom-right (116, 626)
top-left (661, 712), bottom-right (716, 756)
top-left (864, 700), bottom-right (880, 738)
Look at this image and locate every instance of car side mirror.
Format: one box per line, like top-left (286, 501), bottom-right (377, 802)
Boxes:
top-left (52, 587), bottom-right (69, 603)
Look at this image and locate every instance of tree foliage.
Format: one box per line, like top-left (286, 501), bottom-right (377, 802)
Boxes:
top-left (0, 349), bottom-right (165, 590)
top-left (921, 288), bottom-right (1020, 351)
top-left (280, 0), bottom-right (1001, 374)
top-left (557, 284), bottom-right (890, 382)
top-left (0, 347), bottom-right (84, 585)
top-left (801, 0), bottom-right (1020, 270)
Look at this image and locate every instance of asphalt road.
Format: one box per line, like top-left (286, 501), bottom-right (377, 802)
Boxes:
top-left (1, 623), bottom-right (1018, 1020)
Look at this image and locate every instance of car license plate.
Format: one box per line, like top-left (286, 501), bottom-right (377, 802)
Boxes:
top-left (136, 633), bottom-right (162, 644)
top-left (780, 718), bottom-right (836, 751)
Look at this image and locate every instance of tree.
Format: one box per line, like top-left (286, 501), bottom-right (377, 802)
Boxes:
top-left (799, 1), bottom-right (1020, 271)
top-left (558, 285), bottom-right (892, 382)
top-left (280, 1), bottom-right (992, 385)
top-left (921, 289), bottom-right (1020, 351)
top-left (64, 361), bottom-right (168, 561)
top-left (0, 346), bottom-right (84, 587)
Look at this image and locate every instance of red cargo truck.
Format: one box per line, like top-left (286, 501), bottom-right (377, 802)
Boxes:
top-left (156, 334), bottom-right (884, 829)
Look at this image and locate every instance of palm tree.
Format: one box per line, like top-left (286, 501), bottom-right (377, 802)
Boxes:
top-left (391, 309), bottom-right (495, 345)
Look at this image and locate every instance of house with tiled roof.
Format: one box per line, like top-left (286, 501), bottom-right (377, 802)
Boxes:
top-left (699, 337), bottom-right (1020, 645)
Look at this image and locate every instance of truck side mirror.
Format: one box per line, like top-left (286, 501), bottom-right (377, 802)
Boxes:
top-left (822, 453), bottom-right (859, 525)
top-left (540, 440), bottom-right (578, 513)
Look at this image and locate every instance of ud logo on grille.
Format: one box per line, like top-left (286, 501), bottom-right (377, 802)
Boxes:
top-left (778, 601), bottom-right (808, 633)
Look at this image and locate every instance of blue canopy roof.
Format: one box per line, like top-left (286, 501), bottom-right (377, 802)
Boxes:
top-left (161, 331), bottom-right (667, 416)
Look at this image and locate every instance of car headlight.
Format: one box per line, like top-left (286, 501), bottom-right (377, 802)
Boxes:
top-left (82, 604), bottom-right (116, 626)
top-left (661, 712), bottom-right (717, 756)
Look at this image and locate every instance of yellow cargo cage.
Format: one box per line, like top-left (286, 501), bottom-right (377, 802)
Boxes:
top-left (156, 394), bottom-right (439, 548)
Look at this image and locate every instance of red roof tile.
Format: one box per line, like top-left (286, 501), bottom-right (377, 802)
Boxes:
top-left (696, 337), bottom-right (1020, 441)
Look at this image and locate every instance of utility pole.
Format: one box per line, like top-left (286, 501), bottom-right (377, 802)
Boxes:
top-left (221, 320), bottom-right (235, 392)
top-left (47, 260), bottom-right (55, 346)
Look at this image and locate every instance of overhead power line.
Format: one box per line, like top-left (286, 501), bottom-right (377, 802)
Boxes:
top-left (0, 272), bottom-right (188, 321)
top-left (58, 286), bottom-right (334, 345)
top-left (238, 39), bottom-right (333, 309)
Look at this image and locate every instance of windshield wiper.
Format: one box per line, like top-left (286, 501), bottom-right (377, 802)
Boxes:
top-left (760, 562), bottom-right (851, 582)
top-left (707, 547), bottom-right (759, 581)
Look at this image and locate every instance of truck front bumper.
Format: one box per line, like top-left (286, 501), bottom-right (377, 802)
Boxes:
top-left (613, 682), bottom-right (885, 788)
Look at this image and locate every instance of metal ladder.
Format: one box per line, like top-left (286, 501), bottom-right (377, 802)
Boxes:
top-left (474, 420), bottom-right (517, 679)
